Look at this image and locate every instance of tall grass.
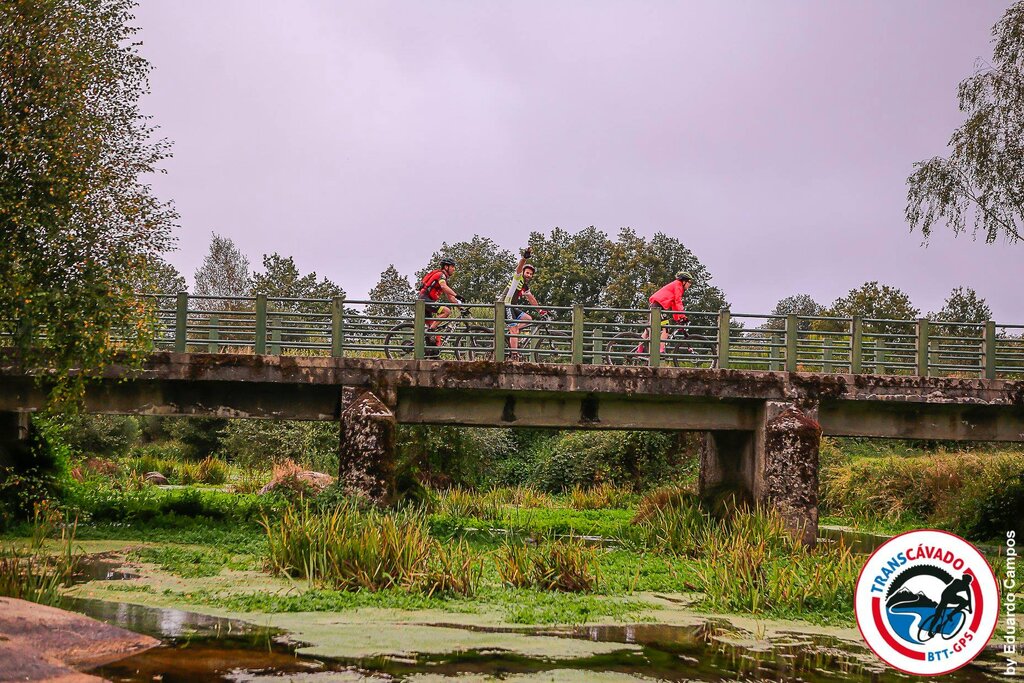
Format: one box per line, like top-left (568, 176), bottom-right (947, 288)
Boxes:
top-left (633, 493), bottom-right (857, 619)
top-left (566, 483), bottom-right (635, 510)
top-left (0, 507), bottom-right (81, 606)
top-left (263, 503), bottom-right (480, 596)
top-left (494, 536), bottom-right (599, 592)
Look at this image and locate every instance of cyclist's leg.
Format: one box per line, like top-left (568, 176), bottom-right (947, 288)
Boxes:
top-left (659, 320), bottom-right (670, 354)
top-left (929, 606), bottom-right (947, 636)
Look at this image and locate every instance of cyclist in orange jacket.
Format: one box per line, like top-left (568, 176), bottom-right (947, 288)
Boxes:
top-left (639, 271), bottom-right (693, 354)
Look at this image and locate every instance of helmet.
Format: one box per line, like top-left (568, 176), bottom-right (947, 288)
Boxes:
top-left (440, 258), bottom-right (456, 268)
top-left (675, 271), bottom-right (693, 282)
top-left (523, 263), bottom-right (537, 273)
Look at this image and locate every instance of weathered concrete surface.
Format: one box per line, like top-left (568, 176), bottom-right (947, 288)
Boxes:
top-left (0, 596), bottom-right (158, 682)
top-left (338, 388), bottom-right (396, 503)
top-left (1, 352), bottom-right (1022, 439)
top-left (699, 431), bottom-right (755, 505)
top-left (761, 403), bottom-right (821, 546)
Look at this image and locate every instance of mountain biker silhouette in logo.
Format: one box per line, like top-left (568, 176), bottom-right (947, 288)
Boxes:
top-left (930, 573), bottom-right (973, 637)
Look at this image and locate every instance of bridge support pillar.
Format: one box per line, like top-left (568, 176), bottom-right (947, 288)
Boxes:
top-left (699, 401), bottom-right (820, 546)
top-left (760, 402), bottom-right (821, 547)
top-left (338, 388), bottom-right (396, 504)
top-left (0, 411), bottom-right (31, 469)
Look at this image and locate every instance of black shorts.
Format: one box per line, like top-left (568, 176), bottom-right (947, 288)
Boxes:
top-left (419, 297), bottom-right (443, 319)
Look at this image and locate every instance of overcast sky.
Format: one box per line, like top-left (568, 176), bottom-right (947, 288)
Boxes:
top-left (136, 1), bottom-right (1021, 319)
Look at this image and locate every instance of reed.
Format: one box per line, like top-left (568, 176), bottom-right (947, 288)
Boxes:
top-left (566, 483), bottom-right (635, 510)
top-left (495, 536), bottom-right (599, 592)
top-left (0, 507), bottom-right (81, 606)
top-left (263, 502), bottom-right (479, 596)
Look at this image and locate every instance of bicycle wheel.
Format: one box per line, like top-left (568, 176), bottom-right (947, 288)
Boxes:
top-left (384, 323), bottom-right (415, 360)
top-left (671, 334), bottom-right (718, 369)
top-left (605, 331), bottom-right (646, 366)
top-left (532, 330), bottom-right (573, 364)
top-left (916, 612), bottom-right (939, 643)
top-left (457, 325), bottom-right (495, 361)
top-left (940, 610), bottom-right (967, 640)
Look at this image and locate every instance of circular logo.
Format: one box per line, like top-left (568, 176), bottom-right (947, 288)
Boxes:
top-left (855, 529), bottom-right (999, 676)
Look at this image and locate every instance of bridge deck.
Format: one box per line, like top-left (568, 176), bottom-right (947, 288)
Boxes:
top-left (3, 352), bottom-right (1022, 440)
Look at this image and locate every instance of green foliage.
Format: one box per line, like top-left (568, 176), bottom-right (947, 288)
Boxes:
top-left (0, 416), bottom-right (73, 527)
top-left (567, 483), bottom-right (636, 510)
top-left (906, 2), bottom-right (1024, 244)
top-left (192, 233), bottom-right (252, 307)
top-left (60, 415), bottom-right (140, 457)
top-left (219, 419), bottom-right (337, 473)
top-left (0, 508), bottom-right (80, 606)
top-left (531, 430), bottom-right (688, 492)
top-left (494, 536), bottom-right (599, 592)
top-left (765, 294), bottom-right (823, 331)
top-left (927, 286), bottom-right (993, 343)
top-left (825, 281), bottom-right (920, 322)
top-left (419, 235), bottom-right (515, 303)
top-left (62, 480), bottom-right (280, 524)
top-left (128, 545), bottom-right (252, 578)
top-left (0, 0), bottom-right (176, 406)
top-left (162, 417), bottom-right (226, 461)
top-left (602, 228), bottom-right (727, 314)
top-left (820, 449), bottom-right (1024, 540)
top-left (251, 252), bottom-right (343, 307)
top-left (398, 425), bottom-right (515, 488)
top-left (366, 264), bottom-right (415, 320)
top-left (526, 226), bottom-right (611, 309)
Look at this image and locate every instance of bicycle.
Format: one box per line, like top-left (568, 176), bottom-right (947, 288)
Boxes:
top-left (383, 306), bottom-right (492, 360)
top-left (604, 321), bottom-right (718, 368)
top-left (505, 312), bottom-right (573, 363)
top-left (916, 604), bottom-right (969, 643)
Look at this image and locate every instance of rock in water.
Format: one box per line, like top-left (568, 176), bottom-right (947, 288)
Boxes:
top-left (0, 597), bottom-right (159, 682)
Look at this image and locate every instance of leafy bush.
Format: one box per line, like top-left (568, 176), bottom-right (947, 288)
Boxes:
top-left (60, 415), bottom-right (140, 457)
top-left (530, 431), bottom-right (692, 492)
top-left (220, 420), bottom-right (338, 473)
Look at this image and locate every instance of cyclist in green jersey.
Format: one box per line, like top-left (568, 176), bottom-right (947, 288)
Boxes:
top-left (503, 247), bottom-right (545, 360)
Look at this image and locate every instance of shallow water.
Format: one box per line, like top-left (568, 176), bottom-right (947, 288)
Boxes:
top-left (65, 598), bottom-right (1012, 682)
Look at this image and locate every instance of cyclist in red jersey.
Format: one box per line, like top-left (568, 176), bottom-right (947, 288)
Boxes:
top-left (418, 258), bottom-right (461, 353)
top-left (639, 271), bottom-right (692, 354)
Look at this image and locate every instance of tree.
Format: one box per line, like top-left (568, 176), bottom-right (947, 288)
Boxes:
top-left (825, 281), bottom-right (920, 336)
top-left (0, 0), bottom-right (177, 406)
top-left (252, 253), bottom-right (342, 301)
top-left (192, 233), bottom-right (252, 310)
top-left (929, 286), bottom-right (993, 338)
top-left (766, 294), bottom-right (823, 331)
top-left (366, 265), bottom-right (415, 321)
top-left (906, 2), bottom-right (1024, 243)
top-left (603, 228), bottom-right (727, 317)
top-left (252, 253), bottom-right (342, 315)
top-left (418, 236), bottom-right (515, 304)
top-left (526, 226), bottom-right (612, 309)
top-left (138, 256), bottom-right (186, 295)
top-left (826, 282), bottom-right (920, 321)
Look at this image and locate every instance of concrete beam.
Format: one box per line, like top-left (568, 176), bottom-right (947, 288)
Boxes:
top-left (395, 391), bottom-right (757, 431)
top-left (820, 402), bottom-right (1024, 442)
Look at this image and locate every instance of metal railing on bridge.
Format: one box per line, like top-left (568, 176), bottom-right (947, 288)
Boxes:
top-left (12, 293), bottom-right (1024, 379)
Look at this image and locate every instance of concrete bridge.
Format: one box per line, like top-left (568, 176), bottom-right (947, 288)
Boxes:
top-left (3, 350), bottom-right (1022, 544)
